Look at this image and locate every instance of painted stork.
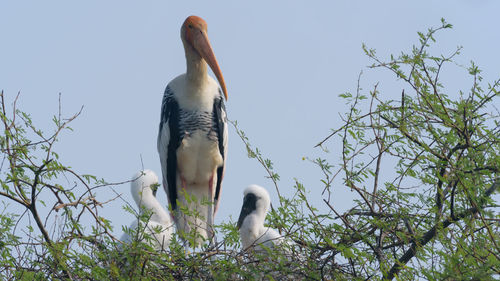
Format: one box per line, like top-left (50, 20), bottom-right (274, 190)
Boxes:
top-left (237, 185), bottom-right (285, 252)
top-left (157, 15), bottom-right (228, 245)
top-left (121, 170), bottom-right (173, 251)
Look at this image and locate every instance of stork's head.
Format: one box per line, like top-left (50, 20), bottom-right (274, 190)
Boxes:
top-left (181, 15), bottom-right (228, 100)
top-left (237, 185), bottom-right (271, 229)
top-left (131, 170), bottom-right (159, 206)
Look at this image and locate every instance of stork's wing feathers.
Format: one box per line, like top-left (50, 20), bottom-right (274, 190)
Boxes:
top-left (159, 86), bottom-right (227, 215)
top-left (158, 86), bottom-right (181, 212)
top-left (213, 89), bottom-right (228, 214)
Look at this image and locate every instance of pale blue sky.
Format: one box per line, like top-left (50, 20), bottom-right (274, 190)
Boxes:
top-left (1, 1), bottom-right (499, 238)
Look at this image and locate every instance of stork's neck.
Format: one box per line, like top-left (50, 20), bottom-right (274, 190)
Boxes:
top-left (240, 213), bottom-right (267, 249)
top-left (184, 45), bottom-right (209, 86)
top-left (244, 211), bottom-right (266, 231)
top-left (136, 193), bottom-right (171, 225)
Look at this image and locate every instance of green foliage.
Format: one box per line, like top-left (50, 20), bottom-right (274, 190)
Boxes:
top-left (318, 19), bottom-right (499, 279)
top-left (0, 19), bottom-right (498, 280)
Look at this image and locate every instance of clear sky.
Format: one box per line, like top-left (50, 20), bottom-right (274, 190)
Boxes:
top-left (1, 1), bottom-right (499, 238)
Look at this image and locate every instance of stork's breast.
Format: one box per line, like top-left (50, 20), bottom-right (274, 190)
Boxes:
top-left (177, 131), bottom-right (223, 184)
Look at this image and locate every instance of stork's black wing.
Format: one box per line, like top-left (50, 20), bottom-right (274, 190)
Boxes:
top-left (158, 86), bottom-right (181, 212)
top-left (212, 89), bottom-right (228, 213)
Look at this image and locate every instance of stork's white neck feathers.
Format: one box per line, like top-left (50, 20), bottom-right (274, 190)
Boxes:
top-left (167, 74), bottom-right (219, 112)
top-left (131, 170), bottom-right (171, 226)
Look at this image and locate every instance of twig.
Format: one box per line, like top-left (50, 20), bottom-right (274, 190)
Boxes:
top-left (387, 180), bottom-right (499, 280)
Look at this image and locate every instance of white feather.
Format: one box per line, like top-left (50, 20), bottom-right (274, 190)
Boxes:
top-left (239, 185), bottom-right (285, 252)
top-left (121, 170), bottom-right (173, 251)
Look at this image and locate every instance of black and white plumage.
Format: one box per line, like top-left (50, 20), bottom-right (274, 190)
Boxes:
top-left (157, 15), bottom-right (228, 245)
top-left (237, 185), bottom-right (285, 252)
top-left (121, 170), bottom-right (173, 251)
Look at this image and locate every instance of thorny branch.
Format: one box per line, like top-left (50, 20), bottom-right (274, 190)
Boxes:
top-left (315, 20), bottom-right (499, 279)
top-left (0, 92), bottom-right (120, 277)
top-left (387, 180), bottom-right (499, 280)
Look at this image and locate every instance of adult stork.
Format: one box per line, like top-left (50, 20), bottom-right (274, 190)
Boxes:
top-left (157, 15), bottom-right (228, 245)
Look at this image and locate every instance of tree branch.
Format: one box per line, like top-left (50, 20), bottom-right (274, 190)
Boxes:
top-left (387, 180), bottom-right (499, 280)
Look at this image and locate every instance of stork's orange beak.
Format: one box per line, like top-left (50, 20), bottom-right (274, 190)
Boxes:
top-left (186, 19), bottom-right (228, 100)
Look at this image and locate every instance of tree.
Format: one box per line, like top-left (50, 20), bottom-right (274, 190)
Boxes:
top-left (0, 93), bottom-right (122, 279)
top-left (0, 19), bottom-right (498, 280)
top-left (310, 18), bottom-right (499, 280)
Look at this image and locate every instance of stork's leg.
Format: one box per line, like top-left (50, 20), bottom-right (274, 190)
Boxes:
top-left (181, 176), bottom-right (188, 191)
top-left (207, 175), bottom-right (215, 244)
top-left (179, 175), bottom-right (191, 240)
top-left (164, 181), bottom-right (177, 223)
